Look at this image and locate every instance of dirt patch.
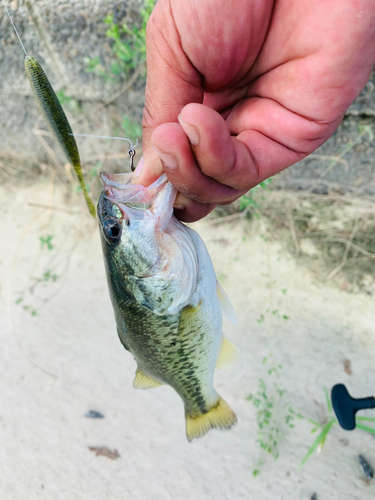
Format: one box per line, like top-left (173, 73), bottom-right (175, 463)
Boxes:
top-left (257, 191), bottom-right (375, 295)
top-left (212, 187), bottom-right (375, 297)
top-left (1, 180), bottom-right (375, 500)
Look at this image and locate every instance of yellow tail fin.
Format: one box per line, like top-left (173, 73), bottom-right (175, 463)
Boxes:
top-left (185, 398), bottom-right (237, 442)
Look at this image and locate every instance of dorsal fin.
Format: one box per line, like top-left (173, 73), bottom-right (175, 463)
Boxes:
top-left (216, 338), bottom-right (247, 381)
top-left (216, 281), bottom-right (237, 324)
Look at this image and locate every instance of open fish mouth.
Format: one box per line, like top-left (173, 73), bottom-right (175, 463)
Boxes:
top-left (100, 171), bottom-right (145, 205)
top-left (100, 172), bottom-right (167, 209)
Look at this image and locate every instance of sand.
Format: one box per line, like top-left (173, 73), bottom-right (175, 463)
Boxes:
top-left (1, 180), bottom-right (375, 500)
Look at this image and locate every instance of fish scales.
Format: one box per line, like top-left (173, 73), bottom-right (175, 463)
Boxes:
top-left (98, 172), bottom-right (245, 440)
top-left (105, 233), bottom-right (219, 415)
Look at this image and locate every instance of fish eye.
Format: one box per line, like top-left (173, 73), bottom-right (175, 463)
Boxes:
top-left (103, 220), bottom-right (122, 244)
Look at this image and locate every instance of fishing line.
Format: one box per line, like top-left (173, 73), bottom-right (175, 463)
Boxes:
top-left (69, 133), bottom-right (138, 150)
top-left (70, 133), bottom-right (139, 171)
top-left (1, 0), bottom-right (28, 56)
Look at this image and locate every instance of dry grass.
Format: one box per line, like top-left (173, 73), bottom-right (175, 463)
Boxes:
top-left (213, 188), bottom-right (375, 295)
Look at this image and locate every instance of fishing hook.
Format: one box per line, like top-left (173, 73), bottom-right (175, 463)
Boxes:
top-left (128, 147), bottom-right (136, 171)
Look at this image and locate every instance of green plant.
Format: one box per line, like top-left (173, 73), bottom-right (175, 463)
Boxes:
top-left (39, 235), bottom-right (54, 251)
top-left (301, 388), bottom-right (375, 465)
top-left (86, 56), bottom-right (108, 79)
top-left (239, 178), bottom-right (273, 217)
top-left (256, 313), bottom-right (265, 324)
top-left (301, 388), bottom-right (336, 466)
top-left (37, 269), bottom-right (59, 283)
top-left (87, 0), bottom-right (155, 81)
top-left (247, 358), bottom-right (303, 474)
top-left (247, 377), bottom-right (282, 460)
top-left (86, 161), bottom-right (102, 183)
top-left (217, 272), bottom-right (227, 283)
top-left (256, 308), bottom-right (289, 325)
top-left (14, 298), bottom-right (37, 317)
top-left (56, 90), bottom-right (82, 114)
top-left (14, 268), bottom-right (59, 317)
top-left (122, 115), bottom-right (142, 143)
top-left (356, 417), bottom-right (375, 435)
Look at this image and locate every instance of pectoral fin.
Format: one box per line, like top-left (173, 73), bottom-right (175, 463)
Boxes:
top-left (216, 337), bottom-right (247, 381)
top-left (216, 282), bottom-right (237, 325)
top-left (133, 368), bottom-right (163, 389)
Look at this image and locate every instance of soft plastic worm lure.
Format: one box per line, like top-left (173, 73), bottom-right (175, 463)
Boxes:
top-left (2, 0), bottom-right (96, 217)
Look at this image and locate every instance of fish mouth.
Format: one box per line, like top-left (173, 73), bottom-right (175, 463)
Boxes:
top-left (100, 171), bottom-right (167, 208)
top-left (100, 172), bottom-right (150, 220)
top-left (100, 172), bottom-right (135, 202)
top-left (100, 171), bottom-right (132, 190)
top-left (100, 171), bottom-right (176, 230)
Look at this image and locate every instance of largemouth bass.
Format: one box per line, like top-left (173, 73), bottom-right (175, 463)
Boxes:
top-left (98, 172), bottom-right (246, 441)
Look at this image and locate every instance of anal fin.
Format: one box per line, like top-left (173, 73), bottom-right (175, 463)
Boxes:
top-left (185, 397), bottom-right (237, 442)
top-left (216, 337), bottom-right (247, 381)
top-left (133, 368), bottom-right (163, 389)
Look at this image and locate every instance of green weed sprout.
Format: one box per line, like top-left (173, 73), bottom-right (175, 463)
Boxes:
top-left (301, 387), bottom-right (375, 466)
top-left (39, 234), bottom-right (54, 251)
top-left (87, 0), bottom-right (155, 81)
top-left (122, 115), bottom-right (142, 143)
top-left (247, 358), bottom-right (303, 473)
top-left (56, 90), bottom-right (82, 114)
top-left (239, 178), bottom-right (273, 216)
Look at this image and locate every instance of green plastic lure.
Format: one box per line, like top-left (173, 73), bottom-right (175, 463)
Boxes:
top-left (2, 0), bottom-right (96, 217)
top-left (24, 57), bottom-right (96, 217)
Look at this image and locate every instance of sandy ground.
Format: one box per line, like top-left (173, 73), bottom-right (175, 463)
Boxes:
top-left (1, 180), bottom-right (375, 500)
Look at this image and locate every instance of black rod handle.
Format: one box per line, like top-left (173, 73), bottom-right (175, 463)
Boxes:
top-left (331, 384), bottom-right (375, 431)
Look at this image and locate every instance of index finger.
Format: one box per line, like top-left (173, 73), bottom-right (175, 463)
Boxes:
top-left (138, 0), bottom-right (203, 186)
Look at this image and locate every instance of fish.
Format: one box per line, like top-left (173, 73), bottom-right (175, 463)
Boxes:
top-left (98, 171), bottom-right (246, 441)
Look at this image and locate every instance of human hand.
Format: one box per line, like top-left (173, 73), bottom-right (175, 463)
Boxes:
top-left (136, 0), bottom-right (375, 222)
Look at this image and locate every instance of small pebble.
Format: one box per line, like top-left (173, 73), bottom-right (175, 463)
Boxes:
top-left (85, 410), bottom-right (104, 419)
top-left (359, 455), bottom-right (374, 480)
top-left (343, 358), bottom-right (352, 375)
top-left (89, 447), bottom-right (120, 460)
